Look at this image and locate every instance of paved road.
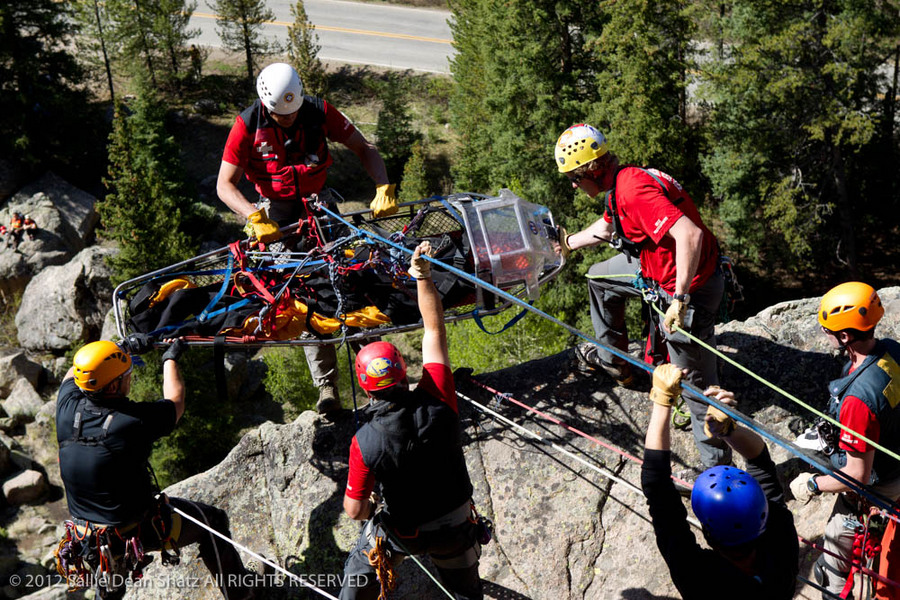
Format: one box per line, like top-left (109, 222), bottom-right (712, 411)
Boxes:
top-left (190, 0), bottom-right (455, 74)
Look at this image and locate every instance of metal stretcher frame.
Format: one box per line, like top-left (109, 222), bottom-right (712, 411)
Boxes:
top-left (112, 195), bottom-right (565, 348)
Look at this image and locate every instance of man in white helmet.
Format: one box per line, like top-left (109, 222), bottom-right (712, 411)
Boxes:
top-left (217, 62), bottom-right (398, 414)
top-left (553, 123), bottom-right (728, 471)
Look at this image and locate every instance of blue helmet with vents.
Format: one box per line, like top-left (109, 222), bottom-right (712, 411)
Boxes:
top-left (691, 465), bottom-right (768, 547)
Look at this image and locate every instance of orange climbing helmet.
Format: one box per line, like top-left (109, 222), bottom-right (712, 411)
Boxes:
top-left (818, 281), bottom-right (884, 332)
top-left (72, 341), bottom-right (132, 392)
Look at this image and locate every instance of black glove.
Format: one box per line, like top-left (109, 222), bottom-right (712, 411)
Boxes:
top-left (161, 339), bottom-right (186, 364)
top-left (120, 333), bottom-right (153, 356)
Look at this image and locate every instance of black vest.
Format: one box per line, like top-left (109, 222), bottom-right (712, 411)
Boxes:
top-left (355, 388), bottom-right (473, 531)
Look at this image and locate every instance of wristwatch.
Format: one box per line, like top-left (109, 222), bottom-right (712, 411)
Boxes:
top-left (807, 475), bottom-right (822, 496)
top-left (673, 293), bottom-right (691, 304)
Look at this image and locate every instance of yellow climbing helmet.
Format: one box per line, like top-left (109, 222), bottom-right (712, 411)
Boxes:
top-left (554, 124), bottom-right (609, 173)
top-left (72, 341), bottom-right (132, 392)
top-left (818, 282), bottom-right (884, 332)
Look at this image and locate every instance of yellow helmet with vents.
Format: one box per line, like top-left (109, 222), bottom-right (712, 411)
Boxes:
top-left (554, 124), bottom-right (609, 173)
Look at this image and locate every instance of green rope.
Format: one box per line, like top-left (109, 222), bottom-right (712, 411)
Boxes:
top-left (671, 397), bottom-right (692, 430)
top-left (649, 303), bottom-right (900, 467)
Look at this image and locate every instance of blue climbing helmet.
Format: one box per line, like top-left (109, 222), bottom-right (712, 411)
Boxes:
top-left (691, 465), bottom-right (768, 547)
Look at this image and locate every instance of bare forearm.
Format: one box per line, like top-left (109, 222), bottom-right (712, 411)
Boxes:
top-left (674, 224), bottom-right (702, 296)
top-left (163, 361), bottom-right (186, 421)
top-left (217, 182), bottom-right (256, 219)
top-left (358, 144), bottom-right (389, 186)
top-left (567, 218), bottom-right (614, 250)
top-left (721, 427), bottom-right (765, 461)
top-left (645, 403), bottom-right (672, 451)
top-left (418, 277), bottom-right (445, 339)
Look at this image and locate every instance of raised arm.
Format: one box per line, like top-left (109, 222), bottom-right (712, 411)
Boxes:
top-left (409, 242), bottom-right (449, 367)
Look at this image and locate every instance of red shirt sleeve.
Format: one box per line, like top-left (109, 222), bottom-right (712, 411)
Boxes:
top-left (322, 101), bottom-right (357, 145)
top-left (416, 363), bottom-right (457, 413)
top-left (345, 436), bottom-right (376, 501)
top-left (838, 395), bottom-right (880, 453)
top-left (221, 115), bottom-right (251, 167)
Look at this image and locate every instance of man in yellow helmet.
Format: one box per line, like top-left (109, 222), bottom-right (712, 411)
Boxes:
top-left (790, 282), bottom-right (900, 597)
top-left (553, 123), bottom-right (728, 471)
top-left (57, 337), bottom-right (254, 599)
top-left (217, 62), bottom-right (398, 415)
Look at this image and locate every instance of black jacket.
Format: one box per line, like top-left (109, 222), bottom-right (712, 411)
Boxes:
top-left (641, 447), bottom-right (799, 600)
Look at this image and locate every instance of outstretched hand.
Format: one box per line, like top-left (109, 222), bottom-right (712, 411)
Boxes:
top-left (703, 386), bottom-right (736, 438)
top-left (649, 363), bottom-right (683, 407)
top-left (409, 241), bottom-right (433, 280)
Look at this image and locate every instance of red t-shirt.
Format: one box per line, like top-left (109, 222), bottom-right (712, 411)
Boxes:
top-left (604, 167), bottom-right (718, 293)
top-left (344, 363), bottom-right (456, 501)
top-left (839, 395), bottom-right (880, 453)
top-left (222, 99), bottom-right (356, 200)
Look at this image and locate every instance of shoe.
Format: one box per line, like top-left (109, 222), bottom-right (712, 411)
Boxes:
top-left (574, 343), bottom-right (635, 387)
top-left (315, 384), bottom-right (342, 414)
top-left (795, 425), bottom-right (825, 452)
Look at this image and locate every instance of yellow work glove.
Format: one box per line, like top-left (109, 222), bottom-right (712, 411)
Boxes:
top-left (649, 363), bottom-right (683, 407)
top-left (664, 298), bottom-right (687, 332)
top-left (557, 226), bottom-right (573, 259)
top-left (702, 385), bottom-right (736, 438)
top-left (370, 183), bottom-right (398, 218)
top-left (247, 209), bottom-right (282, 243)
top-left (789, 473), bottom-right (818, 504)
top-left (408, 241), bottom-right (433, 280)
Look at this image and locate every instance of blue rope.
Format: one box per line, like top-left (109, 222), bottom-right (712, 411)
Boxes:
top-left (198, 252), bottom-right (234, 323)
top-left (314, 200), bottom-right (900, 518)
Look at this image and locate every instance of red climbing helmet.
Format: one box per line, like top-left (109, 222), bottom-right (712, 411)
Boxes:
top-left (355, 341), bottom-right (407, 392)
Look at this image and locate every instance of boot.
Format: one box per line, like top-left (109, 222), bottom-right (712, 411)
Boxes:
top-left (315, 384), bottom-right (341, 414)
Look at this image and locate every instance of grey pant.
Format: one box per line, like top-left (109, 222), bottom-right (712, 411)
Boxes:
top-left (822, 479), bottom-right (900, 596)
top-left (587, 252), bottom-right (729, 468)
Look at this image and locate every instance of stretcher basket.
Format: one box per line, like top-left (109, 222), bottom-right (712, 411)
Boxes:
top-left (112, 191), bottom-right (564, 347)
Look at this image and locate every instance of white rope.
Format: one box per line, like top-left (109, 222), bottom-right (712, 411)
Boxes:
top-left (457, 391), bottom-right (703, 530)
top-left (171, 506), bottom-right (340, 600)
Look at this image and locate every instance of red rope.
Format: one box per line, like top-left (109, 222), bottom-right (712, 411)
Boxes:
top-left (798, 535), bottom-right (900, 591)
top-left (467, 377), bottom-right (695, 489)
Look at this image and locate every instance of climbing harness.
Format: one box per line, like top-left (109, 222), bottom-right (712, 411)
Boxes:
top-left (54, 518), bottom-right (151, 596)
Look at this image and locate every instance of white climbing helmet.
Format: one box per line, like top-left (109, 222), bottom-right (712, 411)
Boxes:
top-left (256, 63), bottom-right (304, 115)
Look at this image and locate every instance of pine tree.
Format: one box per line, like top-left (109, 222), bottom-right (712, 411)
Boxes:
top-left (0, 0), bottom-right (101, 179)
top-left (212, 0), bottom-right (277, 82)
top-left (588, 1), bottom-right (697, 185)
top-left (449, 0), bottom-right (606, 325)
top-left (101, 84), bottom-right (196, 284)
top-left (287, 0), bottom-right (328, 97)
top-left (400, 141), bottom-right (429, 202)
top-left (73, 0), bottom-right (118, 101)
top-left (375, 74), bottom-right (422, 183)
top-left (698, 1), bottom-right (900, 275)
top-left (154, 0), bottom-right (201, 84)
